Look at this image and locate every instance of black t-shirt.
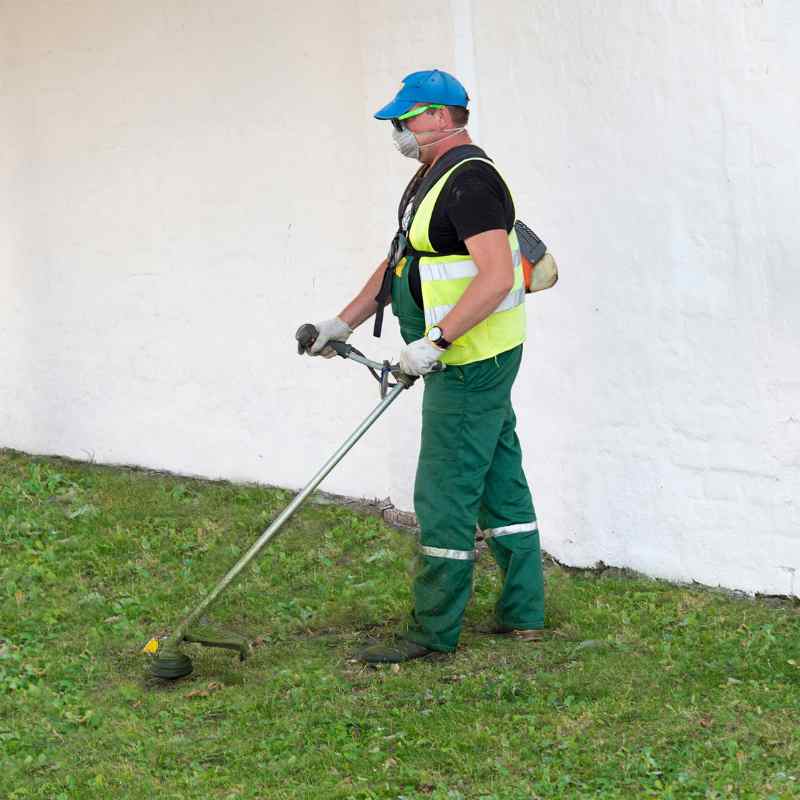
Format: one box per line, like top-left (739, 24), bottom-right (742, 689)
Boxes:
top-left (406, 154), bottom-right (515, 308)
top-left (428, 159), bottom-right (515, 253)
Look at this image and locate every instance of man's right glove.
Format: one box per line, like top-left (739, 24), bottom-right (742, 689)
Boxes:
top-left (309, 317), bottom-right (353, 358)
top-left (398, 337), bottom-right (445, 376)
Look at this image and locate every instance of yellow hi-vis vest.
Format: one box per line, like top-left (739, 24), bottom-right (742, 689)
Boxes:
top-left (407, 157), bottom-right (526, 366)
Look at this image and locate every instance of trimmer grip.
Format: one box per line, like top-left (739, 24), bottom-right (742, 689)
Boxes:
top-left (295, 324), bottom-right (352, 358)
top-left (328, 341), bottom-right (352, 358)
top-left (295, 323), bottom-right (319, 355)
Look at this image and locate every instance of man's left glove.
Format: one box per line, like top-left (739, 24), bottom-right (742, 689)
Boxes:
top-left (399, 337), bottom-right (445, 376)
top-left (309, 317), bottom-right (353, 358)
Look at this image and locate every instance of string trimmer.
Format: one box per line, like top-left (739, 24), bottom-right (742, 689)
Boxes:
top-left (144, 324), bottom-right (441, 679)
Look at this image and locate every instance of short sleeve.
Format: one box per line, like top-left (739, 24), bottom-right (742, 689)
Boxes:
top-left (444, 166), bottom-right (510, 242)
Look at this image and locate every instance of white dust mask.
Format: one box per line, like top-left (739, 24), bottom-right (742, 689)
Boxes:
top-left (392, 126), bottom-right (466, 161)
top-left (392, 127), bottom-right (420, 160)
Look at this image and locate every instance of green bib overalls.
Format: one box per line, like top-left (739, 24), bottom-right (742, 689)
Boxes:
top-left (391, 257), bottom-right (545, 651)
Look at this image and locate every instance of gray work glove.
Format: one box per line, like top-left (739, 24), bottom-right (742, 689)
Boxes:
top-left (398, 337), bottom-right (445, 376)
top-left (309, 317), bottom-right (353, 358)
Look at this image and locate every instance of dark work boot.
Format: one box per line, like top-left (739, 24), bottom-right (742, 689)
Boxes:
top-left (356, 638), bottom-right (433, 664)
top-left (484, 625), bottom-right (545, 641)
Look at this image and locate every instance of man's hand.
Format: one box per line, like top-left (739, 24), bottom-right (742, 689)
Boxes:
top-left (399, 337), bottom-right (444, 376)
top-left (309, 317), bottom-right (353, 358)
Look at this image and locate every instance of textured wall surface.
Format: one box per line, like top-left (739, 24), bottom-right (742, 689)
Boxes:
top-left (1, 1), bottom-right (798, 596)
top-left (472, 0), bottom-right (800, 597)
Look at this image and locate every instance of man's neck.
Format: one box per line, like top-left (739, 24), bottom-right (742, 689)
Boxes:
top-left (425, 131), bottom-right (473, 170)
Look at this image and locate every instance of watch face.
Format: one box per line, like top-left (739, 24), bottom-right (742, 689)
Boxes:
top-left (428, 326), bottom-right (442, 341)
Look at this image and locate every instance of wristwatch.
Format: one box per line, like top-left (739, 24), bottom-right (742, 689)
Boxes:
top-left (427, 325), bottom-right (452, 350)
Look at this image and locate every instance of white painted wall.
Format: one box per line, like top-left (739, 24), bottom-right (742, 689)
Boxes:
top-left (1, 1), bottom-right (798, 596)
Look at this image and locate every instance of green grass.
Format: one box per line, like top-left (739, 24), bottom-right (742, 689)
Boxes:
top-left (1, 449), bottom-right (799, 800)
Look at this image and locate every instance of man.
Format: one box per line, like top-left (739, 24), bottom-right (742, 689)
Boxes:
top-left (303, 69), bottom-right (545, 663)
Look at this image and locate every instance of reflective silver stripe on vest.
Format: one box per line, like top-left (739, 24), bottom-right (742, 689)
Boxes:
top-left (494, 288), bottom-right (526, 314)
top-left (419, 260), bottom-right (478, 282)
top-left (419, 250), bottom-right (521, 283)
top-left (424, 286), bottom-right (525, 328)
top-left (484, 521), bottom-right (538, 538)
top-left (424, 304), bottom-right (452, 326)
top-left (420, 545), bottom-right (476, 561)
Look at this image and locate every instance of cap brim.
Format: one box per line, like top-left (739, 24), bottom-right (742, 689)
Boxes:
top-left (373, 98), bottom-right (416, 120)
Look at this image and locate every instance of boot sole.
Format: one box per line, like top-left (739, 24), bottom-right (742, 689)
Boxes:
top-left (482, 628), bottom-right (545, 641)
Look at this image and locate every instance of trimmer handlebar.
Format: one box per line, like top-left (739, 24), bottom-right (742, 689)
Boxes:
top-left (295, 324), bottom-right (375, 363)
top-left (294, 323), bottom-right (444, 395)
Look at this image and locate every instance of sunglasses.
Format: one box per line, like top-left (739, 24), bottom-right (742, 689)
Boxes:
top-left (391, 103), bottom-right (445, 131)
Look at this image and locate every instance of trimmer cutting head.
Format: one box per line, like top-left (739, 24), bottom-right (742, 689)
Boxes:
top-left (150, 643), bottom-right (194, 679)
top-left (145, 627), bottom-right (250, 680)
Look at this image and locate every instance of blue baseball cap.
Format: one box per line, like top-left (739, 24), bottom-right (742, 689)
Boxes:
top-left (374, 69), bottom-right (470, 120)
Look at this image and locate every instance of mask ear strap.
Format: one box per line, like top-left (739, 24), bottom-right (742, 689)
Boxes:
top-left (418, 127), bottom-right (466, 150)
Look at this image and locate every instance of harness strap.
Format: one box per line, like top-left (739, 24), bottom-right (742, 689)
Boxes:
top-left (372, 263), bottom-right (394, 337)
top-left (372, 145), bottom-right (491, 338)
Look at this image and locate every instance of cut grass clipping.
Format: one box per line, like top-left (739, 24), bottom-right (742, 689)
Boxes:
top-left (1, 449), bottom-right (799, 799)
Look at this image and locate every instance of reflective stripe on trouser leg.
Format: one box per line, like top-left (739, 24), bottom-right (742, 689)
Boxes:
top-left (403, 345), bottom-right (527, 653)
top-left (483, 521), bottom-right (538, 538)
top-left (478, 404), bottom-right (545, 630)
top-left (420, 545), bottom-right (476, 560)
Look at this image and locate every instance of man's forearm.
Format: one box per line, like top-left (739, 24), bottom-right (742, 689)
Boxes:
top-left (338, 259), bottom-right (389, 329)
top-left (439, 272), bottom-right (512, 342)
top-left (439, 229), bottom-right (515, 343)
